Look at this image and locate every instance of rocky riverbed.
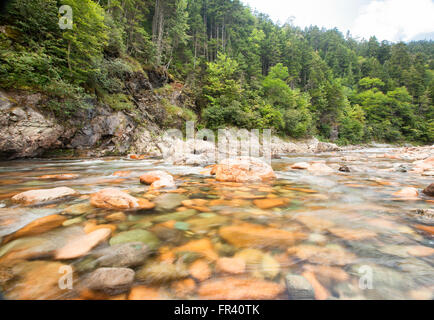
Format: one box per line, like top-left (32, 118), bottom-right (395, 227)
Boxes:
top-left (0, 145), bottom-right (433, 300)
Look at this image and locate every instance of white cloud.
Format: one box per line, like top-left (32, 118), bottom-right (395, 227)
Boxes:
top-left (352, 0), bottom-right (434, 41)
top-left (242, 0), bottom-right (434, 42)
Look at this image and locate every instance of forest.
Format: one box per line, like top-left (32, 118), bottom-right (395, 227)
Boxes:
top-left (1, 0), bottom-right (433, 145)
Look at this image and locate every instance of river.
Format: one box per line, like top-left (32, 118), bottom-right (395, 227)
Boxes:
top-left (0, 147), bottom-right (433, 300)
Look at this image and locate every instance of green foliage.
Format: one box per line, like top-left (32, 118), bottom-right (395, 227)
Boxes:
top-left (0, 0), bottom-right (432, 145)
top-left (102, 93), bottom-right (135, 111)
top-left (61, 0), bottom-right (108, 83)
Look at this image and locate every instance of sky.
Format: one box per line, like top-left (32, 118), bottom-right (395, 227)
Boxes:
top-left (242, 0), bottom-right (434, 42)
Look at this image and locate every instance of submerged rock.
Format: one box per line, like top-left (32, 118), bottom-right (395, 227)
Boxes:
top-left (154, 193), bottom-right (187, 211)
top-left (7, 261), bottom-right (72, 300)
top-left (214, 156), bottom-right (276, 183)
top-left (422, 183), bottom-right (434, 197)
top-left (3, 214), bottom-right (66, 243)
top-left (188, 259), bottom-right (212, 281)
top-left (136, 260), bottom-right (189, 284)
top-left (285, 274), bottom-right (315, 300)
top-left (392, 187), bottom-right (419, 199)
top-left (109, 229), bottom-right (160, 249)
top-left (90, 188), bottom-right (155, 210)
top-left (198, 277), bottom-right (284, 300)
top-left (219, 222), bottom-right (305, 249)
top-left (55, 228), bottom-right (112, 260)
top-left (38, 174), bottom-right (79, 180)
top-left (216, 257), bottom-right (246, 275)
top-left (86, 267), bottom-right (135, 293)
top-left (11, 187), bottom-right (78, 205)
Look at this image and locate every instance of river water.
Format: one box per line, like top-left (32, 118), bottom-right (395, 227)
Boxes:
top-left (0, 148), bottom-right (433, 300)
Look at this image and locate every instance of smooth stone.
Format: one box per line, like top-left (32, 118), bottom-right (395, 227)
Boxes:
top-left (109, 230), bottom-right (160, 250)
top-left (93, 242), bottom-right (150, 267)
top-left (11, 187), bottom-right (78, 205)
top-left (154, 193), bottom-right (187, 212)
top-left (55, 228), bottom-right (112, 260)
top-left (86, 267), bottom-right (135, 293)
top-left (214, 156), bottom-right (276, 183)
top-left (63, 203), bottom-right (94, 215)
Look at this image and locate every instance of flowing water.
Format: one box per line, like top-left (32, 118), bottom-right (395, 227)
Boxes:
top-left (0, 148), bottom-right (433, 300)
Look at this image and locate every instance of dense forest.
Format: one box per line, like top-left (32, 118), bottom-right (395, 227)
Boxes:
top-left (1, 0), bottom-right (433, 145)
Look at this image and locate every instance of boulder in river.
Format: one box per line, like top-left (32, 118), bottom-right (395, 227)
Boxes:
top-left (422, 183), bottom-right (434, 197)
top-left (214, 156), bottom-right (276, 183)
top-left (139, 171), bottom-right (175, 190)
top-left (11, 187), bottom-right (78, 205)
top-left (90, 188), bottom-right (155, 210)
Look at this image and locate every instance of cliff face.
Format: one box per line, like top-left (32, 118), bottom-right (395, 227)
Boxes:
top-left (0, 68), bottom-right (189, 160)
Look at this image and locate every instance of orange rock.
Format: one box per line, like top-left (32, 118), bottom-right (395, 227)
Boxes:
top-left (106, 212), bottom-right (127, 222)
top-left (181, 199), bottom-right (210, 212)
top-left (302, 271), bottom-right (330, 300)
top-left (90, 188), bottom-right (152, 210)
top-left (140, 171), bottom-right (175, 190)
top-left (198, 278), bottom-right (284, 300)
top-left (392, 187), bottom-right (419, 198)
top-left (11, 187), bottom-right (79, 205)
top-left (55, 228), bottom-right (112, 260)
top-left (3, 214), bottom-right (66, 243)
top-left (137, 198), bottom-right (156, 210)
top-left (112, 171), bottom-right (132, 177)
top-left (214, 157), bottom-right (276, 183)
top-left (291, 162), bottom-right (309, 170)
top-left (159, 246), bottom-right (176, 263)
top-left (171, 278), bottom-right (196, 297)
top-left (84, 222), bottom-right (116, 234)
top-left (128, 286), bottom-right (162, 300)
top-left (253, 198), bottom-right (289, 209)
top-left (129, 154), bottom-right (145, 160)
top-left (415, 224), bottom-right (434, 235)
top-left (174, 239), bottom-right (218, 261)
top-left (406, 246), bottom-right (434, 257)
top-left (327, 227), bottom-right (376, 241)
top-left (219, 222), bottom-right (305, 249)
top-left (216, 257), bottom-right (246, 275)
top-left (39, 174), bottom-right (79, 180)
top-left (188, 259), bottom-right (212, 281)
top-left (6, 261), bottom-right (72, 300)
